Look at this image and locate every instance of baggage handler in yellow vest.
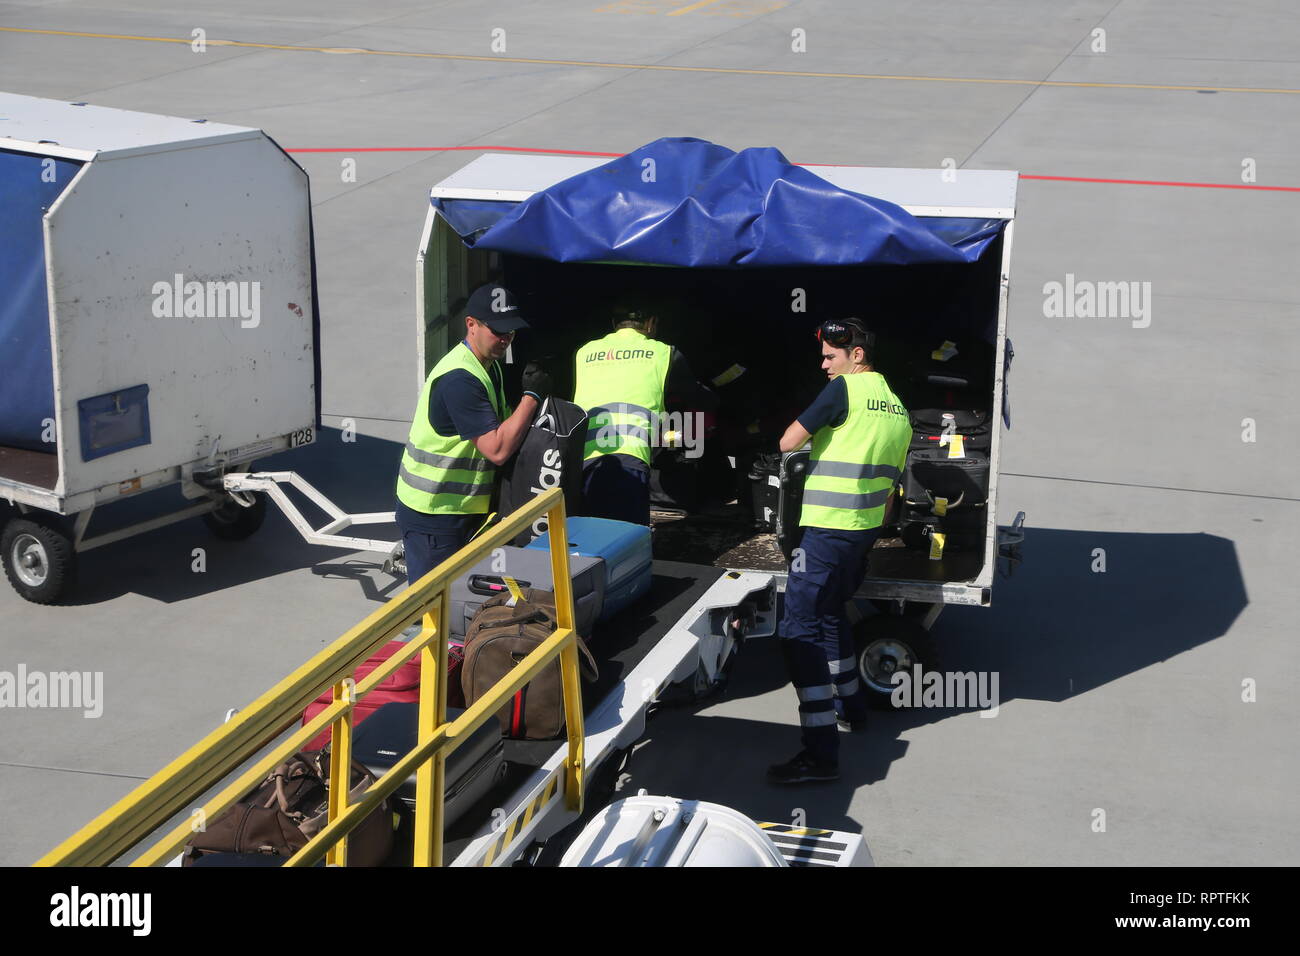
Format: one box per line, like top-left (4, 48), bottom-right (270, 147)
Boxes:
top-left (573, 304), bottom-right (715, 525)
top-left (395, 283), bottom-right (552, 585)
top-left (768, 317), bottom-right (911, 784)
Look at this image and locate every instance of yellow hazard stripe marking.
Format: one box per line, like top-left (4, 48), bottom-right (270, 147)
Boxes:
top-left (666, 0), bottom-right (729, 15)
top-left (758, 822), bottom-right (833, 837)
top-left (480, 774), bottom-right (559, 866)
top-left (4, 27), bottom-right (1300, 95)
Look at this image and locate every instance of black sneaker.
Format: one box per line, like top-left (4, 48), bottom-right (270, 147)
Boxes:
top-left (838, 716), bottom-right (868, 733)
top-left (767, 752), bottom-right (839, 784)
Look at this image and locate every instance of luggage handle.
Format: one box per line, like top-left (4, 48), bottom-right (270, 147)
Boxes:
top-left (469, 573), bottom-right (534, 596)
top-left (904, 490), bottom-right (968, 510)
top-left (477, 607), bottom-right (554, 631)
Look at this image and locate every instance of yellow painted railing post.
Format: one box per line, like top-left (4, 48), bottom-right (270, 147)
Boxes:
top-left (433, 588), bottom-right (450, 865)
top-left (37, 488), bottom-right (582, 869)
top-left (413, 602), bottom-right (440, 867)
top-left (325, 679), bottom-right (354, 866)
top-left (547, 502), bottom-right (585, 813)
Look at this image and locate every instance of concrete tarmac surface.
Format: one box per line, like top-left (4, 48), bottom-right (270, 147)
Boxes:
top-left (1, 0), bottom-right (1297, 866)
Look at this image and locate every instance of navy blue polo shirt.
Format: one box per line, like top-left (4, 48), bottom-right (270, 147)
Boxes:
top-left (796, 377), bottom-right (849, 434)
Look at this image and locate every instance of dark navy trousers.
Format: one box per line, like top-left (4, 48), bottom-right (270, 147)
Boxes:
top-left (780, 525), bottom-right (878, 763)
top-left (582, 454), bottom-right (651, 526)
top-left (395, 503), bottom-right (481, 587)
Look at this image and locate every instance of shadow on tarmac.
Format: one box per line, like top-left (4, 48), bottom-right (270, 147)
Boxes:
top-left (61, 427), bottom-right (407, 605)
top-left (640, 523), bottom-right (1249, 831)
top-left (724, 525), bottom-right (1248, 710)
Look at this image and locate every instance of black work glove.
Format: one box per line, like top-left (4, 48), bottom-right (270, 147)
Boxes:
top-left (520, 361), bottom-right (553, 402)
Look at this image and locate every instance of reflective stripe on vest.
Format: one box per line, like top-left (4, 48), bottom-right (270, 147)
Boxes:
top-left (395, 341), bottom-right (510, 515)
top-left (799, 371), bottom-right (912, 531)
top-left (573, 329), bottom-right (671, 466)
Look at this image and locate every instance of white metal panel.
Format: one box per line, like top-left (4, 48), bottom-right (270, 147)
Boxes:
top-left (810, 165), bottom-right (1017, 218)
top-left (0, 93), bottom-right (256, 159)
top-left (428, 153), bottom-right (603, 201)
top-left (45, 136), bottom-right (317, 499)
top-left (429, 152), bottom-right (1018, 219)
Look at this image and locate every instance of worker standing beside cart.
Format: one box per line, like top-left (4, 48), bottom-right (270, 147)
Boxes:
top-left (573, 303), bottom-right (716, 525)
top-left (768, 318), bottom-right (912, 784)
top-left (395, 283), bottom-right (552, 585)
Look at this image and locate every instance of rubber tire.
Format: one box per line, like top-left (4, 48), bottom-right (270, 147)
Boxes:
top-left (203, 493), bottom-right (267, 541)
top-left (854, 615), bottom-right (942, 710)
top-left (2, 516), bottom-right (77, 605)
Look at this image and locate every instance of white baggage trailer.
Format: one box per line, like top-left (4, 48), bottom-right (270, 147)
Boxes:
top-left (0, 94), bottom-right (321, 603)
top-left (415, 147), bottom-right (1026, 706)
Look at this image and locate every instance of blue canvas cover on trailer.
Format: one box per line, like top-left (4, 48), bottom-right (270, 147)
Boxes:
top-left (1, 150), bottom-right (82, 450)
top-left (432, 137), bottom-right (1005, 268)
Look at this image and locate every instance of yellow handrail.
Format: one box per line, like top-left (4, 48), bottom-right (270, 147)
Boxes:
top-left (35, 487), bottom-right (583, 867)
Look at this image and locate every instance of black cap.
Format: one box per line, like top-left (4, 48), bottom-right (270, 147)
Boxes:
top-left (465, 283), bottom-right (529, 333)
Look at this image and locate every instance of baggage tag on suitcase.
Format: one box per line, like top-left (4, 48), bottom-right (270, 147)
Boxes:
top-left (450, 546), bottom-right (606, 639)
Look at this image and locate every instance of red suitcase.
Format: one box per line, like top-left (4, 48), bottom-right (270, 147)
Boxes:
top-left (302, 639), bottom-right (464, 750)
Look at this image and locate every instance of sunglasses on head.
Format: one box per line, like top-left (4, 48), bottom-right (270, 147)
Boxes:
top-left (816, 320), bottom-right (872, 349)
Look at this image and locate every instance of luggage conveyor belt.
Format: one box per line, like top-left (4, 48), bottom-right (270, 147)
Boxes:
top-left (651, 506), bottom-right (989, 597)
top-left (433, 559), bottom-right (729, 862)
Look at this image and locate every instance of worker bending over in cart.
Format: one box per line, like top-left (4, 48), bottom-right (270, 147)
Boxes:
top-left (572, 303), bottom-right (716, 525)
top-left (395, 283), bottom-right (553, 585)
top-left (769, 317), bottom-right (911, 784)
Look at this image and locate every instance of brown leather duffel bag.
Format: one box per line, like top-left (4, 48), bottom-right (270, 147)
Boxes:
top-left (461, 587), bottom-right (597, 740)
top-left (183, 750), bottom-right (398, 866)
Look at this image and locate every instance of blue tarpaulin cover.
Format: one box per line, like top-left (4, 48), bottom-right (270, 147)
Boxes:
top-left (433, 137), bottom-right (1005, 267)
top-left (0, 150), bottom-right (82, 450)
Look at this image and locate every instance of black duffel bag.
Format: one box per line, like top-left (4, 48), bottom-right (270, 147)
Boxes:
top-left (498, 398), bottom-right (587, 546)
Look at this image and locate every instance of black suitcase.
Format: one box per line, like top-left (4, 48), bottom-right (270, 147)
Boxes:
top-left (351, 702), bottom-right (507, 828)
top-left (899, 501), bottom-right (986, 553)
top-left (449, 545), bottom-right (605, 640)
top-left (910, 407), bottom-right (992, 453)
top-left (902, 446), bottom-right (990, 508)
top-left (775, 450), bottom-right (810, 560)
top-left (746, 452), bottom-right (782, 531)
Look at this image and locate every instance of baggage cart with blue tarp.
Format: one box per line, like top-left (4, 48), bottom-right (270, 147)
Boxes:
top-left (416, 138), bottom-right (1026, 704)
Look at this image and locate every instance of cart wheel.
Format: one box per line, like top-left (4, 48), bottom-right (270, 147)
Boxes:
top-left (2, 517), bottom-right (77, 605)
top-left (855, 615), bottom-right (941, 710)
top-left (203, 493), bottom-right (266, 540)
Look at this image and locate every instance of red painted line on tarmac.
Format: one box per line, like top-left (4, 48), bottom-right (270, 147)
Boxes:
top-left (1018, 174), bottom-right (1299, 192)
top-left (286, 145), bottom-right (623, 157)
top-left (283, 146), bottom-right (1299, 191)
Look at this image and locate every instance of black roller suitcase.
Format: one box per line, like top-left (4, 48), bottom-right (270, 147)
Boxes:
top-left (351, 702), bottom-right (507, 828)
top-left (899, 502), bottom-right (986, 553)
top-left (746, 452), bottom-right (782, 531)
top-left (910, 407), bottom-right (992, 454)
top-left (775, 450), bottom-right (810, 560)
top-left (902, 446), bottom-right (990, 508)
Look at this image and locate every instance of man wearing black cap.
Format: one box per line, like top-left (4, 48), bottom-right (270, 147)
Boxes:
top-left (395, 282), bottom-right (553, 585)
